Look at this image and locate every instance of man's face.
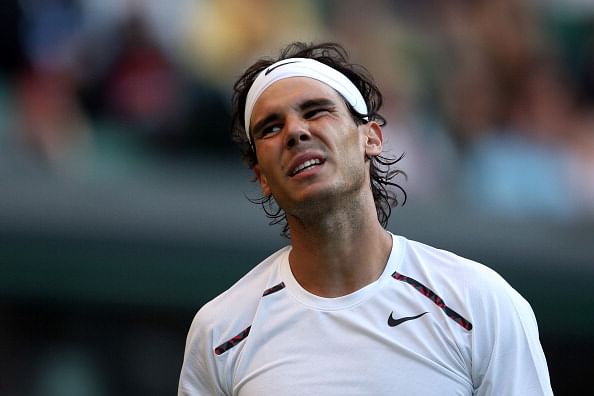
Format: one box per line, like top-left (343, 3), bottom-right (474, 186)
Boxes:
top-left (249, 77), bottom-right (383, 217)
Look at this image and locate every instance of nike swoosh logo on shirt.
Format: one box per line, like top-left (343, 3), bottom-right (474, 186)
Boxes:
top-left (387, 311), bottom-right (428, 327)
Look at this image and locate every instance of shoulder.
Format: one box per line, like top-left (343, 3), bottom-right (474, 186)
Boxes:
top-left (179, 246), bottom-right (291, 394)
top-left (392, 236), bottom-right (552, 394)
top-left (398, 236), bottom-right (517, 297)
top-left (188, 246), bottom-right (290, 340)
top-left (395, 236), bottom-right (536, 331)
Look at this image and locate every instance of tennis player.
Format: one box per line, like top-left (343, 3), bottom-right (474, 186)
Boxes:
top-left (178, 42), bottom-right (553, 395)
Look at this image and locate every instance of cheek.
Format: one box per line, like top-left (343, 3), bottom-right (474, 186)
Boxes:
top-left (340, 127), bottom-right (366, 157)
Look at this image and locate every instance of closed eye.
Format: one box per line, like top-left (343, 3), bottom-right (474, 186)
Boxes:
top-left (300, 98), bottom-right (337, 120)
top-left (304, 108), bottom-right (329, 119)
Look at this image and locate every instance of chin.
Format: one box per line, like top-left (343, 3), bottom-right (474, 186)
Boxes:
top-left (286, 184), bottom-right (349, 212)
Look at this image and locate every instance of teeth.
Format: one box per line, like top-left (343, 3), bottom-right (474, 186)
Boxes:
top-left (292, 159), bottom-right (321, 175)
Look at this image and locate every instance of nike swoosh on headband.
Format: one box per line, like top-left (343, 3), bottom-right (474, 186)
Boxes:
top-left (265, 60), bottom-right (300, 76)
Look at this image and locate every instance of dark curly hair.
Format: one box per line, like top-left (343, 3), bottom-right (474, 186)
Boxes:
top-left (231, 42), bottom-right (406, 238)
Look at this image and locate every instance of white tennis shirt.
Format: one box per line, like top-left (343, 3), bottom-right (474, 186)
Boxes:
top-left (178, 234), bottom-right (553, 395)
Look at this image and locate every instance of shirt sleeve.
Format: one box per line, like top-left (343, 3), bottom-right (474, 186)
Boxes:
top-left (471, 278), bottom-right (553, 396)
top-left (178, 311), bottom-right (227, 396)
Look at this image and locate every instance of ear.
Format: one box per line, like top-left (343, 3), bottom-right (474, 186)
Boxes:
top-left (362, 121), bottom-right (384, 157)
top-left (253, 164), bottom-right (272, 197)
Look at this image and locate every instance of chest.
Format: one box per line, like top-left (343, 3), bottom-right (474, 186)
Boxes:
top-left (229, 291), bottom-right (473, 396)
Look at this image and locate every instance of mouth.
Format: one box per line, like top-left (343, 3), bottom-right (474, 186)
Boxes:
top-left (289, 158), bottom-right (324, 177)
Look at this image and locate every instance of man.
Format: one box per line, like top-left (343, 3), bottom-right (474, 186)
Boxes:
top-left (178, 42), bottom-right (553, 395)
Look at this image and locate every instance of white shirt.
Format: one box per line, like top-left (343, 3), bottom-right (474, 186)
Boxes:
top-left (179, 234), bottom-right (553, 395)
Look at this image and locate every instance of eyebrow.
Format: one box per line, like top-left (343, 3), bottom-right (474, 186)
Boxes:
top-left (251, 98), bottom-right (338, 137)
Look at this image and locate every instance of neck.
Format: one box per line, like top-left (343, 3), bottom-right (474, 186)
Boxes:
top-left (286, 192), bottom-right (393, 297)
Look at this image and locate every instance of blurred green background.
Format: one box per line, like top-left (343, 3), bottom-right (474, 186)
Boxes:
top-left (1, 0), bottom-right (593, 394)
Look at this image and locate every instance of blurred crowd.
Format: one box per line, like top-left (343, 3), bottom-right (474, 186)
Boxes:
top-left (1, 0), bottom-right (593, 220)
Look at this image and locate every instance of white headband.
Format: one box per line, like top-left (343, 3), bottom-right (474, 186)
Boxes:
top-left (243, 58), bottom-right (368, 142)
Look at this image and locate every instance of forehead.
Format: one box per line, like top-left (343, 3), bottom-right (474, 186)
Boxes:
top-left (251, 77), bottom-right (345, 119)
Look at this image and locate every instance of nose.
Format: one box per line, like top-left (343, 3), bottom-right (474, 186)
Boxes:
top-left (284, 114), bottom-right (311, 149)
